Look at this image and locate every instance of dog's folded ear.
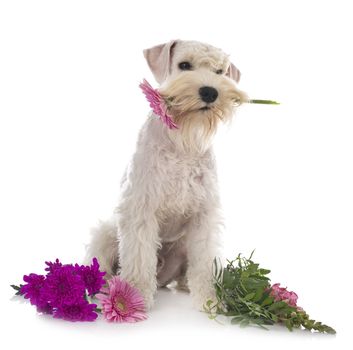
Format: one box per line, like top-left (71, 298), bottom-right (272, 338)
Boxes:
top-left (226, 62), bottom-right (241, 83)
top-left (143, 40), bottom-right (178, 84)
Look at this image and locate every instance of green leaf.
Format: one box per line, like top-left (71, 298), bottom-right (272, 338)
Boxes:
top-left (231, 316), bottom-right (243, 324)
top-left (270, 314), bottom-right (278, 322)
top-left (253, 288), bottom-right (264, 302)
top-left (247, 263), bottom-right (259, 273)
top-left (261, 296), bottom-right (274, 307)
top-left (244, 292), bottom-right (255, 301)
top-left (285, 319), bottom-right (293, 331)
top-left (225, 311), bottom-right (240, 317)
top-left (264, 317), bottom-right (276, 325)
top-left (206, 299), bottom-right (214, 308)
top-left (222, 269), bottom-right (234, 288)
top-left (303, 320), bottom-right (315, 329)
top-left (268, 301), bottom-right (288, 312)
top-left (10, 284), bottom-right (23, 296)
top-left (240, 318), bottom-right (250, 328)
top-left (213, 257), bottom-right (223, 282)
top-left (253, 318), bottom-right (270, 330)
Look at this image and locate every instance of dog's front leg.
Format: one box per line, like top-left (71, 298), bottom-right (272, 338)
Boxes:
top-left (186, 203), bottom-right (223, 311)
top-left (117, 198), bottom-right (160, 310)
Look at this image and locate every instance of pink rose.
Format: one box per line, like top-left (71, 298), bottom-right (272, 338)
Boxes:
top-left (269, 283), bottom-right (298, 307)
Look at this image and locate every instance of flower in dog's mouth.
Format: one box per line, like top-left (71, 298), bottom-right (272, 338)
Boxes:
top-left (139, 79), bottom-right (178, 129)
top-left (139, 79), bottom-right (280, 128)
top-left (96, 276), bottom-right (147, 323)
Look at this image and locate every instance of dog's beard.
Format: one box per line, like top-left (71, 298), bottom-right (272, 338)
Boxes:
top-left (159, 72), bottom-right (247, 153)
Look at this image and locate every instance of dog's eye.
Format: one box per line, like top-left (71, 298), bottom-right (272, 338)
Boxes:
top-left (178, 61), bottom-right (192, 71)
top-left (215, 69), bottom-right (223, 75)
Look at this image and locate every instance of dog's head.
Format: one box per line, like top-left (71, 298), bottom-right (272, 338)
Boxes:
top-left (144, 40), bottom-right (247, 152)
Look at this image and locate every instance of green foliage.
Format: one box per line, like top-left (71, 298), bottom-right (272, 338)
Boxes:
top-left (10, 284), bottom-right (23, 296)
top-left (204, 252), bottom-right (336, 334)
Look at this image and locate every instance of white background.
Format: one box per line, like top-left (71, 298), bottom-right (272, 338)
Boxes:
top-left (0, 0), bottom-right (352, 349)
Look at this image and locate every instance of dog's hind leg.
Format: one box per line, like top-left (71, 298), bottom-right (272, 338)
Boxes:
top-left (84, 217), bottom-right (119, 278)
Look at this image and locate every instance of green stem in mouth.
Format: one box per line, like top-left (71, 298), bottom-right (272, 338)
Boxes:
top-left (248, 99), bottom-right (280, 105)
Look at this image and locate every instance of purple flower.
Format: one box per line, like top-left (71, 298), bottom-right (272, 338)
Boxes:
top-left (42, 264), bottom-right (85, 306)
top-left (21, 274), bottom-right (53, 314)
top-left (75, 258), bottom-right (106, 296)
top-left (139, 79), bottom-right (178, 129)
top-left (14, 257), bottom-right (107, 322)
top-left (45, 258), bottom-right (63, 274)
top-left (53, 300), bottom-right (98, 322)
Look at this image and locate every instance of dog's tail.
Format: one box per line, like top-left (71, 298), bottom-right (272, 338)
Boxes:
top-left (84, 217), bottom-right (119, 278)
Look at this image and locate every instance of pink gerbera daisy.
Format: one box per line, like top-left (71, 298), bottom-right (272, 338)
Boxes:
top-left (96, 276), bottom-right (147, 323)
top-left (139, 79), bottom-right (178, 129)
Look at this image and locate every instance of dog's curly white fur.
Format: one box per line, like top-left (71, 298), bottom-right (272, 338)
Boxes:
top-left (85, 40), bottom-right (247, 310)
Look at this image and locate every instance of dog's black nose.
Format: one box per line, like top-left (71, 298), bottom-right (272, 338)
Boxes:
top-left (199, 86), bottom-right (218, 103)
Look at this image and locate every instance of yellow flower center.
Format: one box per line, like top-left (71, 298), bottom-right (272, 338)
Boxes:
top-left (115, 298), bottom-right (126, 312)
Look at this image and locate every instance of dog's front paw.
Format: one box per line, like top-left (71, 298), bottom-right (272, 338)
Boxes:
top-left (191, 289), bottom-right (218, 312)
top-left (133, 282), bottom-right (155, 310)
top-left (140, 290), bottom-right (155, 311)
top-left (195, 297), bottom-right (218, 313)
top-left (126, 279), bottom-right (156, 311)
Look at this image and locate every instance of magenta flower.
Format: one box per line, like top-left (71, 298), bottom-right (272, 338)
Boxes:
top-left (139, 79), bottom-right (178, 129)
top-left (45, 258), bottom-right (63, 274)
top-left (96, 276), bottom-right (147, 323)
top-left (54, 300), bottom-right (98, 322)
top-left (13, 258), bottom-right (106, 322)
top-left (21, 273), bottom-right (53, 314)
top-left (21, 273), bottom-right (46, 305)
top-left (75, 258), bottom-right (106, 296)
top-left (42, 264), bottom-right (86, 306)
top-left (269, 283), bottom-right (298, 307)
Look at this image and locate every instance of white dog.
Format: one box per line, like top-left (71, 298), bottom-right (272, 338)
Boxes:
top-left (85, 40), bottom-right (247, 310)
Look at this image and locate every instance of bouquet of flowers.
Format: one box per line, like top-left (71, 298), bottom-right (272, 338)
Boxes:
top-left (204, 251), bottom-right (336, 334)
top-left (11, 253), bottom-right (335, 333)
top-left (11, 258), bottom-right (147, 323)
